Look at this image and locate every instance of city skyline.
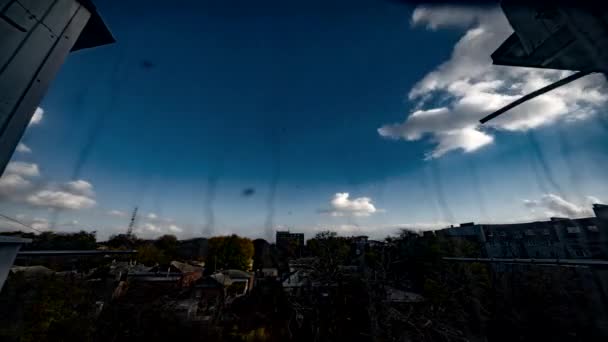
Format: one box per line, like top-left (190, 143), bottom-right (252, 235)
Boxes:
top-left (0, 0), bottom-right (607, 241)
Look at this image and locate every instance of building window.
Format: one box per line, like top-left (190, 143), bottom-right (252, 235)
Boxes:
top-left (567, 226), bottom-right (581, 234)
top-left (587, 225), bottom-right (599, 232)
top-left (499, 231), bottom-right (507, 237)
top-left (525, 229), bottom-right (535, 236)
top-left (542, 229), bottom-right (550, 236)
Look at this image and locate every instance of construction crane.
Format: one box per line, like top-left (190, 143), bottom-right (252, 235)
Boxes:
top-left (127, 207), bottom-right (138, 237)
top-left (480, 0), bottom-right (608, 124)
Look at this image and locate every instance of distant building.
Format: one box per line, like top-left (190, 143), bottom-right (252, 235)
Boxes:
top-left (260, 268), bottom-right (279, 279)
top-left (282, 257), bottom-right (317, 294)
top-left (276, 231), bottom-right (304, 256)
top-left (220, 269), bottom-right (255, 295)
top-left (437, 204), bottom-right (608, 259)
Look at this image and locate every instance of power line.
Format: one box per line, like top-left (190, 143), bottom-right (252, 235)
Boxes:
top-left (0, 213), bottom-right (42, 233)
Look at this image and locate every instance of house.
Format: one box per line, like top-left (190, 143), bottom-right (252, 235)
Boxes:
top-left (221, 269), bottom-right (254, 296)
top-left (170, 261), bottom-right (204, 287)
top-left (384, 286), bottom-right (425, 303)
top-left (282, 258), bottom-right (317, 294)
top-left (260, 267), bottom-right (279, 279)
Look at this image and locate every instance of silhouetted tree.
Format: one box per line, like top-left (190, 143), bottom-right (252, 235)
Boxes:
top-left (207, 235), bottom-right (254, 271)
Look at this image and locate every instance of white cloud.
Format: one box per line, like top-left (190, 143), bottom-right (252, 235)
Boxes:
top-left (30, 217), bottom-right (50, 231)
top-left (24, 179), bottom-right (96, 211)
top-left (142, 223), bottom-right (161, 232)
top-left (131, 216), bottom-right (185, 238)
top-left (16, 143), bottom-right (31, 153)
top-left (586, 196), bottom-right (604, 205)
top-left (523, 194), bottom-right (598, 218)
top-left (0, 161), bottom-right (97, 212)
top-left (311, 221), bottom-right (450, 240)
top-left (426, 127), bottom-right (493, 160)
top-left (0, 174), bottom-right (32, 196)
top-left (411, 5), bottom-right (490, 30)
top-left (379, 5), bottom-right (608, 158)
top-left (29, 107), bottom-right (44, 125)
top-left (0, 215), bottom-right (50, 232)
top-left (63, 180), bottom-right (94, 197)
top-left (27, 190), bottom-right (96, 210)
top-left (390, 221), bottom-right (452, 231)
top-left (0, 162), bottom-right (39, 199)
top-left (146, 212), bottom-right (158, 220)
top-left (6, 161), bottom-right (39, 177)
top-left (169, 224), bottom-right (183, 233)
top-left (107, 209), bottom-right (128, 217)
top-left (321, 192), bottom-right (379, 217)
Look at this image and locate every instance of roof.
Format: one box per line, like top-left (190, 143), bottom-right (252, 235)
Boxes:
top-left (170, 260), bottom-right (203, 273)
top-left (72, 0), bottom-right (115, 51)
top-left (210, 273), bottom-right (233, 286)
top-left (10, 265), bottom-right (53, 277)
top-left (17, 250), bottom-right (136, 256)
top-left (0, 236), bottom-right (31, 244)
top-left (385, 287), bottom-right (425, 303)
top-left (491, 1), bottom-right (608, 72)
top-left (222, 269), bottom-right (252, 279)
top-left (196, 276), bottom-right (225, 289)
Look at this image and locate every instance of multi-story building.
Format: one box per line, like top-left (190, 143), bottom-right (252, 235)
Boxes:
top-left (437, 204), bottom-right (608, 259)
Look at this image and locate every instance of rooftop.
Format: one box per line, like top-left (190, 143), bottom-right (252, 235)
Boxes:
top-left (72, 0), bottom-right (115, 51)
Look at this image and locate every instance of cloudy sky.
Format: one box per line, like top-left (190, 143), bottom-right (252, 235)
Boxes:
top-left (1, 0), bottom-right (607, 241)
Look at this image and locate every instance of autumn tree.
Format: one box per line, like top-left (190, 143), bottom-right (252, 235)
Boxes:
top-left (207, 234), bottom-right (254, 271)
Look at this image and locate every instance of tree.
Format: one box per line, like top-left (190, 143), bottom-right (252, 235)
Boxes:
top-left (137, 244), bottom-right (168, 266)
top-left (106, 234), bottom-right (139, 249)
top-left (252, 239), bottom-right (271, 271)
top-left (155, 234), bottom-right (178, 258)
top-left (306, 231), bottom-right (351, 284)
top-left (207, 235), bottom-right (254, 271)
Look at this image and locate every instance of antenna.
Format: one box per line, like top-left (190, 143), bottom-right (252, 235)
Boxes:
top-left (127, 206), bottom-right (138, 236)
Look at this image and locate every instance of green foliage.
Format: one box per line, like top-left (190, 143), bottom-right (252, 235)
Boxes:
top-left (155, 234), bottom-right (178, 256)
top-left (208, 235), bottom-right (254, 271)
top-left (307, 231), bottom-right (351, 282)
top-left (105, 234), bottom-right (140, 249)
top-left (307, 231), bottom-right (351, 261)
top-left (137, 243), bottom-right (168, 266)
top-left (0, 273), bottom-right (97, 342)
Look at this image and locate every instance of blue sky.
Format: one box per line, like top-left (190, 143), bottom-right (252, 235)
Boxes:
top-left (1, 0), bottom-right (607, 241)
